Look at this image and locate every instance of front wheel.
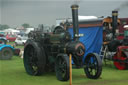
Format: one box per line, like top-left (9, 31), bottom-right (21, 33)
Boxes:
top-left (84, 53), bottom-right (102, 79)
top-left (55, 54), bottom-right (69, 81)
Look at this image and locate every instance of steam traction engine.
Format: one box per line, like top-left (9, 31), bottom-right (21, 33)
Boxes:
top-left (103, 11), bottom-right (128, 70)
top-left (23, 5), bottom-right (102, 81)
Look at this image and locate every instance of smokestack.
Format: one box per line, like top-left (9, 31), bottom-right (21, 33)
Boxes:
top-left (112, 11), bottom-right (118, 39)
top-left (71, 4), bottom-right (79, 41)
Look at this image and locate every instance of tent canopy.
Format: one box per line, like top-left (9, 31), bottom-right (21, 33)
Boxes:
top-left (68, 22), bottom-right (103, 62)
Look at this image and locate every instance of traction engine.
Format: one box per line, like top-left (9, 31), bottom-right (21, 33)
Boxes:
top-left (23, 4), bottom-right (102, 81)
top-left (103, 11), bottom-right (128, 70)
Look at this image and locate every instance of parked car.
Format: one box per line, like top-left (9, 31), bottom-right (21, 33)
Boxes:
top-left (6, 35), bottom-right (16, 42)
top-left (15, 36), bottom-right (28, 46)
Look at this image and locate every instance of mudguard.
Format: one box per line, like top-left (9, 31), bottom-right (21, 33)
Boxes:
top-left (0, 44), bottom-right (14, 51)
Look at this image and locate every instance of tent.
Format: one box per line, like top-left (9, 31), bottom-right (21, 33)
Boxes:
top-left (68, 19), bottom-right (103, 62)
top-left (3, 28), bottom-right (20, 35)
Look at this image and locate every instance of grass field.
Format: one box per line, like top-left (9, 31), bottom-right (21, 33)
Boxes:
top-left (0, 42), bottom-right (128, 85)
top-left (0, 55), bottom-right (128, 85)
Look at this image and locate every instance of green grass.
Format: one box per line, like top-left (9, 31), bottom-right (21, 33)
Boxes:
top-left (0, 56), bottom-right (128, 85)
top-left (7, 41), bottom-right (14, 46)
top-left (15, 45), bottom-right (24, 49)
top-left (7, 41), bottom-right (24, 49)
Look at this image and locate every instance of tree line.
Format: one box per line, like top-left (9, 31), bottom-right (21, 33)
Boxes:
top-left (0, 23), bottom-right (55, 31)
top-left (0, 24), bottom-right (10, 30)
top-left (0, 23), bottom-right (31, 30)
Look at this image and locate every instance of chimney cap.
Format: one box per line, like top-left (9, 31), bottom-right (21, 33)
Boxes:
top-left (71, 4), bottom-right (79, 9)
top-left (112, 10), bottom-right (118, 13)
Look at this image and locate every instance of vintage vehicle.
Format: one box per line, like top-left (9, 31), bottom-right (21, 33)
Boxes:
top-left (102, 11), bottom-right (128, 70)
top-left (23, 4), bottom-right (102, 81)
top-left (0, 44), bottom-right (21, 59)
top-left (6, 34), bottom-right (16, 42)
top-left (0, 34), bottom-right (14, 60)
top-left (15, 36), bottom-right (28, 46)
top-left (0, 44), bottom-right (14, 60)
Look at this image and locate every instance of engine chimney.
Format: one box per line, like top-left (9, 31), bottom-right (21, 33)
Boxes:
top-left (71, 4), bottom-right (79, 41)
top-left (112, 11), bottom-right (118, 39)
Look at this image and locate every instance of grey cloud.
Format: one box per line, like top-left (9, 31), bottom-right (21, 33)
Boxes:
top-left (1, 0), bottom-right (128, 28)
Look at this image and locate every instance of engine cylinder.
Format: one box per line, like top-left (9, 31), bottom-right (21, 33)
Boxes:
top-left (66, 41), bottom-right (85, 67)
top-left (66, 41), bottom-right (85, 57)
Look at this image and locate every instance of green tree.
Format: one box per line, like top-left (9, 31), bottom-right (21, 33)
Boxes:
top-left (0, 24), bottom-right (9, 30)
top-left (0, 24), bottom-right (2, 30)
top-left (22, 23), bottom-right (30, 28)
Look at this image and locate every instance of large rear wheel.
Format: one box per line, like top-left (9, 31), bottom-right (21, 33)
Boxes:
top-left (84, 53), bottom-right (102, 79)
top-left (23, 41), bottom-right (46, 75)
top-left (55, 54), bottom-right (69, 81)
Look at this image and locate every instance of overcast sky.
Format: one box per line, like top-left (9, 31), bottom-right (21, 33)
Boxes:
top-left (0, 0), bottom-right (128, 28)
top-left (0, 0), bottom-right (1, 24)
